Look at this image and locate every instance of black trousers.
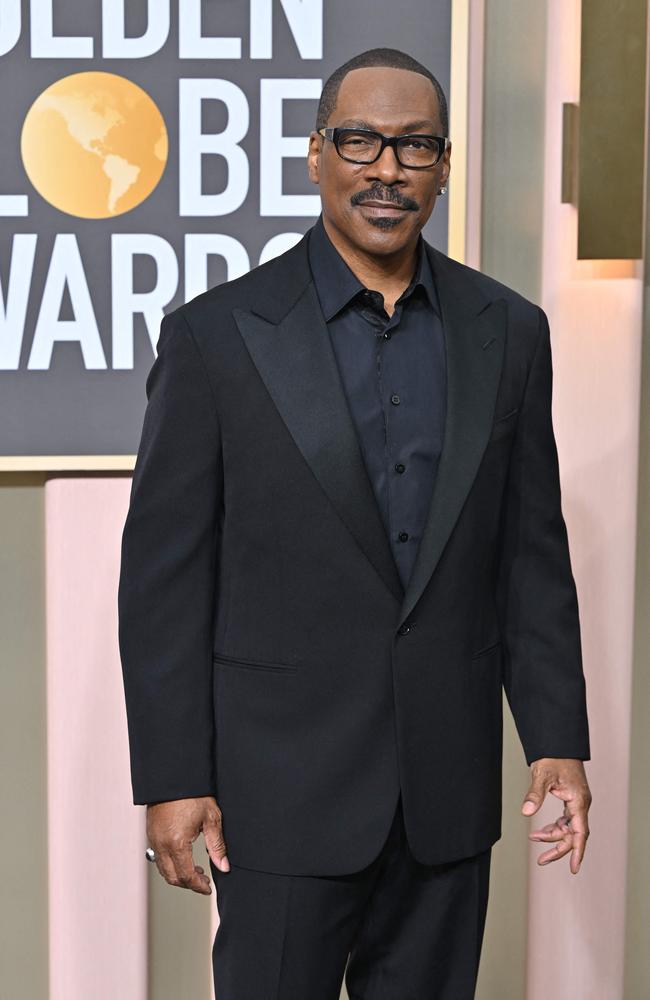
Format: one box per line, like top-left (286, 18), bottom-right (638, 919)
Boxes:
top-left (210, 794), bottom-right (492, 1000)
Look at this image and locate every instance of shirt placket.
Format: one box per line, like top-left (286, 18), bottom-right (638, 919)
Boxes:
top-left (359, 290), bottom-right (412, 554)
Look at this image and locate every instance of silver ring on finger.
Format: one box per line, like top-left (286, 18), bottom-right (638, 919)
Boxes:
top-left (145, 847), bottom-right (156, 863)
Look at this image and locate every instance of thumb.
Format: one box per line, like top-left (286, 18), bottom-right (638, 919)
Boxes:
top-left (522, 786), bottom-right (544, 816)
top-left (203, 811), bottom-right (230, 873)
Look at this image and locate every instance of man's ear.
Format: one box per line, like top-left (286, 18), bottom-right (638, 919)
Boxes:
top-left (440, 141), bottom-right (452, 187)
top-left (307, 131), bottom-right (321, 185)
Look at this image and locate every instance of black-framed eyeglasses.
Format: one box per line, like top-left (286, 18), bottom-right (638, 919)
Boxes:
top-left (317, 126), bottom-right (449, 169)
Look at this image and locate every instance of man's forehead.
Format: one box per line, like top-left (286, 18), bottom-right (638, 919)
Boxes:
top-left (336, 116), bottom-right (438, 133)
top-left (333, 67), bottom-right (440, 128)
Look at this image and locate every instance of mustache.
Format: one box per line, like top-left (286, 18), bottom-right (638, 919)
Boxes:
top-left (350, 185), bottom-right (419, 211)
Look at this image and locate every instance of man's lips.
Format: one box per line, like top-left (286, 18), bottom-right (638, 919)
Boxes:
top-left (356, 200), bottom-right (409, 211)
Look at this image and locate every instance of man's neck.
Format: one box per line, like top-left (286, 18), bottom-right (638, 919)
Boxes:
top-left (321, 214), bottom-right (418, 312)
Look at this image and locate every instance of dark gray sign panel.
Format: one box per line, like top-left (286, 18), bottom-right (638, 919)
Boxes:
top-left (0, 0), bottom-right (452, 464)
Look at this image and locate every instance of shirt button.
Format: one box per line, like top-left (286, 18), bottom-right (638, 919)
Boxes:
top-left (390, 393), bottom-right (400, 405)
top-left (398, 531), bottom-right (409, 542)
top-left (395, 463), bottom-right (405, 474)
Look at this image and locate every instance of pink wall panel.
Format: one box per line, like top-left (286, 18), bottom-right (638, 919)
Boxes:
top-left (210, 898), bottom-right (220, 1000)
top-left (45, 478), bottom-right (147, 1000)
top-left (527, 3), bottom-right (643, 998)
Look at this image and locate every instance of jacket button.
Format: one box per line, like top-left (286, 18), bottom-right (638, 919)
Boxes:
top-left (398, 531), bottom-right (409, 542)
top-left (398, 622), bottom-right (412, 636)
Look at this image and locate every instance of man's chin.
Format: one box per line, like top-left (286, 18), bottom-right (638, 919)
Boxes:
top-left (365, 215), bottom-right (406, 230)
top-left (352, 216), bottom-right (416, 254)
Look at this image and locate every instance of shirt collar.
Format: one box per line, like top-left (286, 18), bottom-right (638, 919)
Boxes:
top-left (308, 213), bottom-right (441, 322)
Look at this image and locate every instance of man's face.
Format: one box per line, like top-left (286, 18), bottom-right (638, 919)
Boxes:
top-left (307, 66), bottom-right (451, 257)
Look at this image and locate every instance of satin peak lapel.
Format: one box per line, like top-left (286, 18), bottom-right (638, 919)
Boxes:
top-left (232, 282), bottom-right (404, 603)
top-left (398, 248), bottom-right (508, 627)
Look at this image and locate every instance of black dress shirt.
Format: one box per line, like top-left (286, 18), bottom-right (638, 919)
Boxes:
top-left (307, 214), bottom-right (447, 589)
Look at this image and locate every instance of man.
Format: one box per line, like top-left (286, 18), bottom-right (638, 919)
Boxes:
top-left (118, 47), bottom-right (592, 999)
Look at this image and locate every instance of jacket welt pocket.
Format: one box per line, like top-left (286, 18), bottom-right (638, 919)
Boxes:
top-left (471, 639), bottom-right (502, 659)
top-left (493, 406), bottom-right (519, 424)
top-left (212, 652), bottom-right (299, 673)
top-left (487, 407), bottom-right (519, 447)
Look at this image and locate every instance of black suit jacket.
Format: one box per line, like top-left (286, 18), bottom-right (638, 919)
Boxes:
top-left (118, 226), bottom-right (591, 876)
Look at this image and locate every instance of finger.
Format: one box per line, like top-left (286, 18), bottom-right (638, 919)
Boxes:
top-left (566, 832), bottom-right (588, 874)
top-left (565, 800), bottom-right (589, 835)
top-left (559, 797), bottom-right (590, 874)
top-left (167, 843), bottom-right (212, 895)
top-left (565, 810), bottom-right (589, 874)
top-left (528, 826), bottom-right (567, 842)
top-left (203, 811), bottom-right (230, 872)
top-left (529, 819), bottom-right (562, 837)
top-left (152, 848), bottom-right (184, 889)
top-left (537, 836), bottom-right (573, 866)
top-left (529, 815), bottom-right (570, 839)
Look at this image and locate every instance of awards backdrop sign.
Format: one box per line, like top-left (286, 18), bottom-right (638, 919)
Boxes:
top-left (0, 0), bottom-right (452, 465)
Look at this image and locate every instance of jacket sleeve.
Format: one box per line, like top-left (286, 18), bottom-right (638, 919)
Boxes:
top-left (495, 305), bottom-right (591, 767)
top-left (118, 308), bottom-right (222, 804)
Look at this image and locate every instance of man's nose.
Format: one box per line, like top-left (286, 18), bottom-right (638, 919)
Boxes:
top-left (365, 143), bottom-right (405, 185)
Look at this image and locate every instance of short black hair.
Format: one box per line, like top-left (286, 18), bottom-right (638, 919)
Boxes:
top-left (316, 47), bottom-right (448, 136)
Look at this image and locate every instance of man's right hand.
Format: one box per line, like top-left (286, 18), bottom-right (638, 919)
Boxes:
top-left (146, 795), bottom-right (230, 894)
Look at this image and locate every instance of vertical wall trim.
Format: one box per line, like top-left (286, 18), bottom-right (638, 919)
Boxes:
top-left (0, 473), bottom-right (49, 1000)
top-left (481, 0), bottom-right (547, 302)
top-left (623, 6), bottom-right (650, 995)
top-left (475, 1), bottom-right (550, 994)
top-left (465, 0), bottom-right (486, 270)
top-left (449, 0), bottom-right (470, 262)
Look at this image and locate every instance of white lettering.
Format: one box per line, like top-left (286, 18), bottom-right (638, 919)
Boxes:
top-left (260, 78), bottom-right (321, 217)
top-left (0, 234), bottom-right (36, 370)
top-left (30, 0), bottom-right (93, 58)
top-left (0, 0), bottom-right (21, 56)
top-left (250, 0), bottom-right (322, 59)
top-left (179, 79), bottom-right (249, 217)
top-left (29, 235), bottom-right (105, 369)
top-left (0, 195), bottom-right (29, 216)
top-left (102, 0), bottom-right (170, 58)
top-left (259, 232), bottom-right (303, 264)
top-left (184, 234), bottom-right (249, 301)
top-left (111, 234), bottom-right (178, 368)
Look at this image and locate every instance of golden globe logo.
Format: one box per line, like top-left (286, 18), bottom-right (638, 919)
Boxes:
top-left (20, 72), bottom-right (168, 219)
top-left (0, 2), bottom-right (324, 373)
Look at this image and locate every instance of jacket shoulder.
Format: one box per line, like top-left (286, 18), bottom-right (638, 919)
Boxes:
top-left (170, 233), bottom-right (311, 334)
top-left (430, 246), bottom-right (542, 320)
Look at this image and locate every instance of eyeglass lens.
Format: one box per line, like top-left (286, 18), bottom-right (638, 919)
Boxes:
top-left (336, 130), bottom-right (441, 166)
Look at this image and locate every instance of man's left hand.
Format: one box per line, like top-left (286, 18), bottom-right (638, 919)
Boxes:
top-left (521, 758), bottom-right (592, 874)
